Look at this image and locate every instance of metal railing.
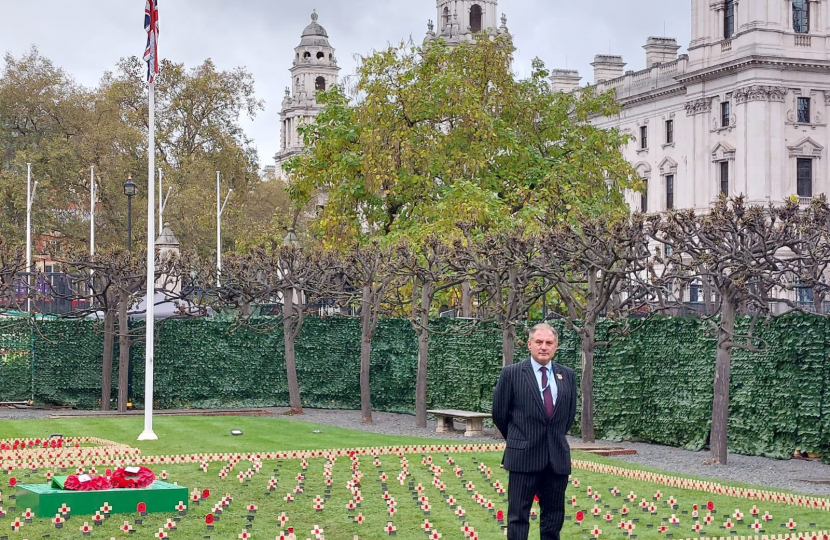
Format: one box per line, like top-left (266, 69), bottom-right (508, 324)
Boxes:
top-left (1, 272), bottom-right (92, 316)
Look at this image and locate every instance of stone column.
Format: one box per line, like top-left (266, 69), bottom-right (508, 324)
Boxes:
top-left (685, 96), bottom-right (712, 207)
top-left (766, 87), bottom-right (788, 202)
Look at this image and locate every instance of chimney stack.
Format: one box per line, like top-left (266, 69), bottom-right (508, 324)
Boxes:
top-left (591, 55), bottom-right (626, 83)
top-left (643, 37), bottom-right (680, 66)
top-left (550, 69), bottom-right (582, 93)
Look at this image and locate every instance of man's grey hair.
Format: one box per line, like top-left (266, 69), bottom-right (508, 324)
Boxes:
top-left (528, 323), bottom-right (558, 342)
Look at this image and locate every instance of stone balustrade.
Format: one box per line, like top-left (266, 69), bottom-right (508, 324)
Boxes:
top-left (594, 55), bottom-right (689, 99)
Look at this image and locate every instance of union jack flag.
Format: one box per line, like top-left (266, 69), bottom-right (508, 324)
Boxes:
top-left (144, 0), bottom-right (159, 83)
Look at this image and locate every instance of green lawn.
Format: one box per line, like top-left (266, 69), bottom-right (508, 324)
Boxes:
top-left (0, 415), bottom-right (450, 454)
top-left (2, 416), bottom-right (829, 539)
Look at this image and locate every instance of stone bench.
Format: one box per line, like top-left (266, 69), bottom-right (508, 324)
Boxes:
top-left (427, 409), bottom-right (491, 437)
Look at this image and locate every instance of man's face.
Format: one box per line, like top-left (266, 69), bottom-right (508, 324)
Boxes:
top-left (528, 328), bottom-right (558, 364)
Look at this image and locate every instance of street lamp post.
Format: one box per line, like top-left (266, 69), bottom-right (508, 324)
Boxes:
top-left (25, 163), bottom-right (38, 314)
top-left (216, 171), bottom-right (232, 286)
top-left (123, 175), bottom-right (138, 252)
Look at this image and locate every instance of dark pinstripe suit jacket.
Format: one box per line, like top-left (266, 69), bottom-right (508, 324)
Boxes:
top-left (492, 358), bottom-right (577, 475)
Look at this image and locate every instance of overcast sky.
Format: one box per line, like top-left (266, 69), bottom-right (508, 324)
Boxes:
top-left (2, 0), bottom-right (691, 169)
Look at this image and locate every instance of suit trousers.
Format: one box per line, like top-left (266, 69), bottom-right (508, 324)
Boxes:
top-left (507, 465), bottom-right (569, 540)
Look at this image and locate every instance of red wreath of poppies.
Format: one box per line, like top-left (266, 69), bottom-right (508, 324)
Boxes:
top-left (64, 474), bottom-right (112, 491)
top-left (109, 467), bottom-right (156, 489)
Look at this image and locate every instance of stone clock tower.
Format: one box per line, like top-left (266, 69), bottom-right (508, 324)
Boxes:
top-left (274, 10), bottom-right (340, 181)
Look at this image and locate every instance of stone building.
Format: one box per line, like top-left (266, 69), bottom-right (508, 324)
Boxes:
top-left (553, 0), bottom-right (830, 216)
top-left (423, 0), bottom-right (510, 46)
top-left (274, 10), bottom-right (340, 182)
top-left (273, 2), bottom-right (512, 185)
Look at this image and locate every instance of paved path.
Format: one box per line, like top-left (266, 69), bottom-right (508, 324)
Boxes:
top-left (4, 406), bottom-right (830, 496)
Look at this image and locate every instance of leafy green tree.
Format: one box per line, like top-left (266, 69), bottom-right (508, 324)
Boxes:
top-left (0, 240), bottom-right (26, 313)
top-left (0, 49), bottom-right (288, 256)
top-left (286, 36), bottom-right (636, 426)
top-left (286, 37), bottom-right (637, 243)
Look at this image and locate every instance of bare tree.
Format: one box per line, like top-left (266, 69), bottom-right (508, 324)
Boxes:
top-left (396, 236), bottom-right (463, 428)
top-left (58, 249), bottom-right (147, 411)
top-left (272, 243), bottom-right (338, 415)
top-left (57, 247), bottom-right (190, 411)
top-left (651, 196), bottom-right (807, 464)
top-left (206, 241), bottom-right (337, 415)
top-left (783, 196), bottom-right (830, 313)
top-left (452, 227), bottom-right (546, 366)
top-left (335, 242), bottom-right (403, 423)
top-left (211, 249), bottom-right (273, 319)
top-left (537, 214), bottom-right (651, 443)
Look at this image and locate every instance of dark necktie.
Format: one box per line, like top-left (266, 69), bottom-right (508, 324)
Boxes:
top-left (541, 367), bottom-right (555, 419)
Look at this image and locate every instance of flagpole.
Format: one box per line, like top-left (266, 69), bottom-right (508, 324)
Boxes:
top-left (90, 166), bottom-right (95, 256)
top-left (158, 168), bottom-right (163, 230)
top-left (216, 171), bottom-right (231, 287)
top-left (26, 163), bottom-right (32, 314)
top-left (89, 166), bottom-right (95, 306)
top-left (139, 80), bottom-right (158, 441)
top-left (216, 171), bottom-right (221, 287)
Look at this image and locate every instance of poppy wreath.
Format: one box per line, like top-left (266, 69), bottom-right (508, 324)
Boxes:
top-left (64, 474), bottom-right (112, 491)
top-left (110, 467), bottom-right (156, 489)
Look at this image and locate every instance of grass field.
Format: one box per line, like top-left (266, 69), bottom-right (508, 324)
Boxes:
top-left (0, 415), bottom-right (450, 454)
top-left (1, 416), bottom-right (829, 539)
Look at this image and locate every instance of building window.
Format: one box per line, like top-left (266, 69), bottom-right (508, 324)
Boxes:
top-left (797, 282), bottom-right (814, 304)
top-left (797, 158), bottom-right (813, 197)
top-left (794, 0), bottom-right (810, 33)
top-left (798, 97), bottom-right (811, 123)
top-left (665, 119), bottom-right (674, 144)
top-left (470, 4), bottom-right (483, 33)
top-left (640, 126), bottom-right (648, 149)
top-left (720, 161), bottom-right (729, 196)
top-left (315, 76), bottom-right (326, 92)
top-left (689, 283), bottom-right (702, 303)
top-left (721, 101), bottom-right (730, 128)
top-left (316, 52), bottom-right (325, 60)
top-left (666, 174), bottom-right (674, 210)
top-left (641, 182), bottom-right (648, 213)
top-left (724, 0), bottom-right (735, 39)
top-left (303, 51), bottom-right (311, 59)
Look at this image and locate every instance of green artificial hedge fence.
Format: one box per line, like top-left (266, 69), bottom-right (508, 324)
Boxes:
top-left (2, 314), bottom-right (829, 460)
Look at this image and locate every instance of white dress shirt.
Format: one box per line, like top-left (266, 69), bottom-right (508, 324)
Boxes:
top-left (530, 357), bottom-right (558, 405)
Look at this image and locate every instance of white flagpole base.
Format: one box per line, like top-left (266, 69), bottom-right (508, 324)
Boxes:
top-left (137, 430), bottom-right (158, 441)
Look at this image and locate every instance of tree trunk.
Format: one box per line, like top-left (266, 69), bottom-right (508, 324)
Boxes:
top-left (101, 308), bottom-right (115, 411)
top-left (360, 283), bottom-right (374, 424)
top-left (415, 282), bottom-right (432, 428)
top-left (283, 289), bottom-right (303, 414)
top-left (502, 268), bottom-right (520, 367)
top-left (117, 297), bottom-right (130, 413)
top-left (814, 289), bottom-right (823, 314)
top-left (710, 299), bottom-right (735, 464)
top-left (461, 281), bottom-right (472, 317)
top-left (501, 324), bottom-right (515, 366)
top-left (580, 325), bottom-right (596, 443)
top-left (360, 284), bottom-right (373, 423)
top-left (702, 277), bottom-right (713, 316)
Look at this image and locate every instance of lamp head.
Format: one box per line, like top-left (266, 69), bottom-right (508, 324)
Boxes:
top-left (123, 175), bottom-right (138, 197)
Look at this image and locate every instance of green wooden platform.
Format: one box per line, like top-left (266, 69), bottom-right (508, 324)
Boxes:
top-left (15, 479), bottom-right (188, 518)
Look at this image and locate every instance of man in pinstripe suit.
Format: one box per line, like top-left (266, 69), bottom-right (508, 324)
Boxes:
top-left (493, 323), bottom-right (577, 540)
